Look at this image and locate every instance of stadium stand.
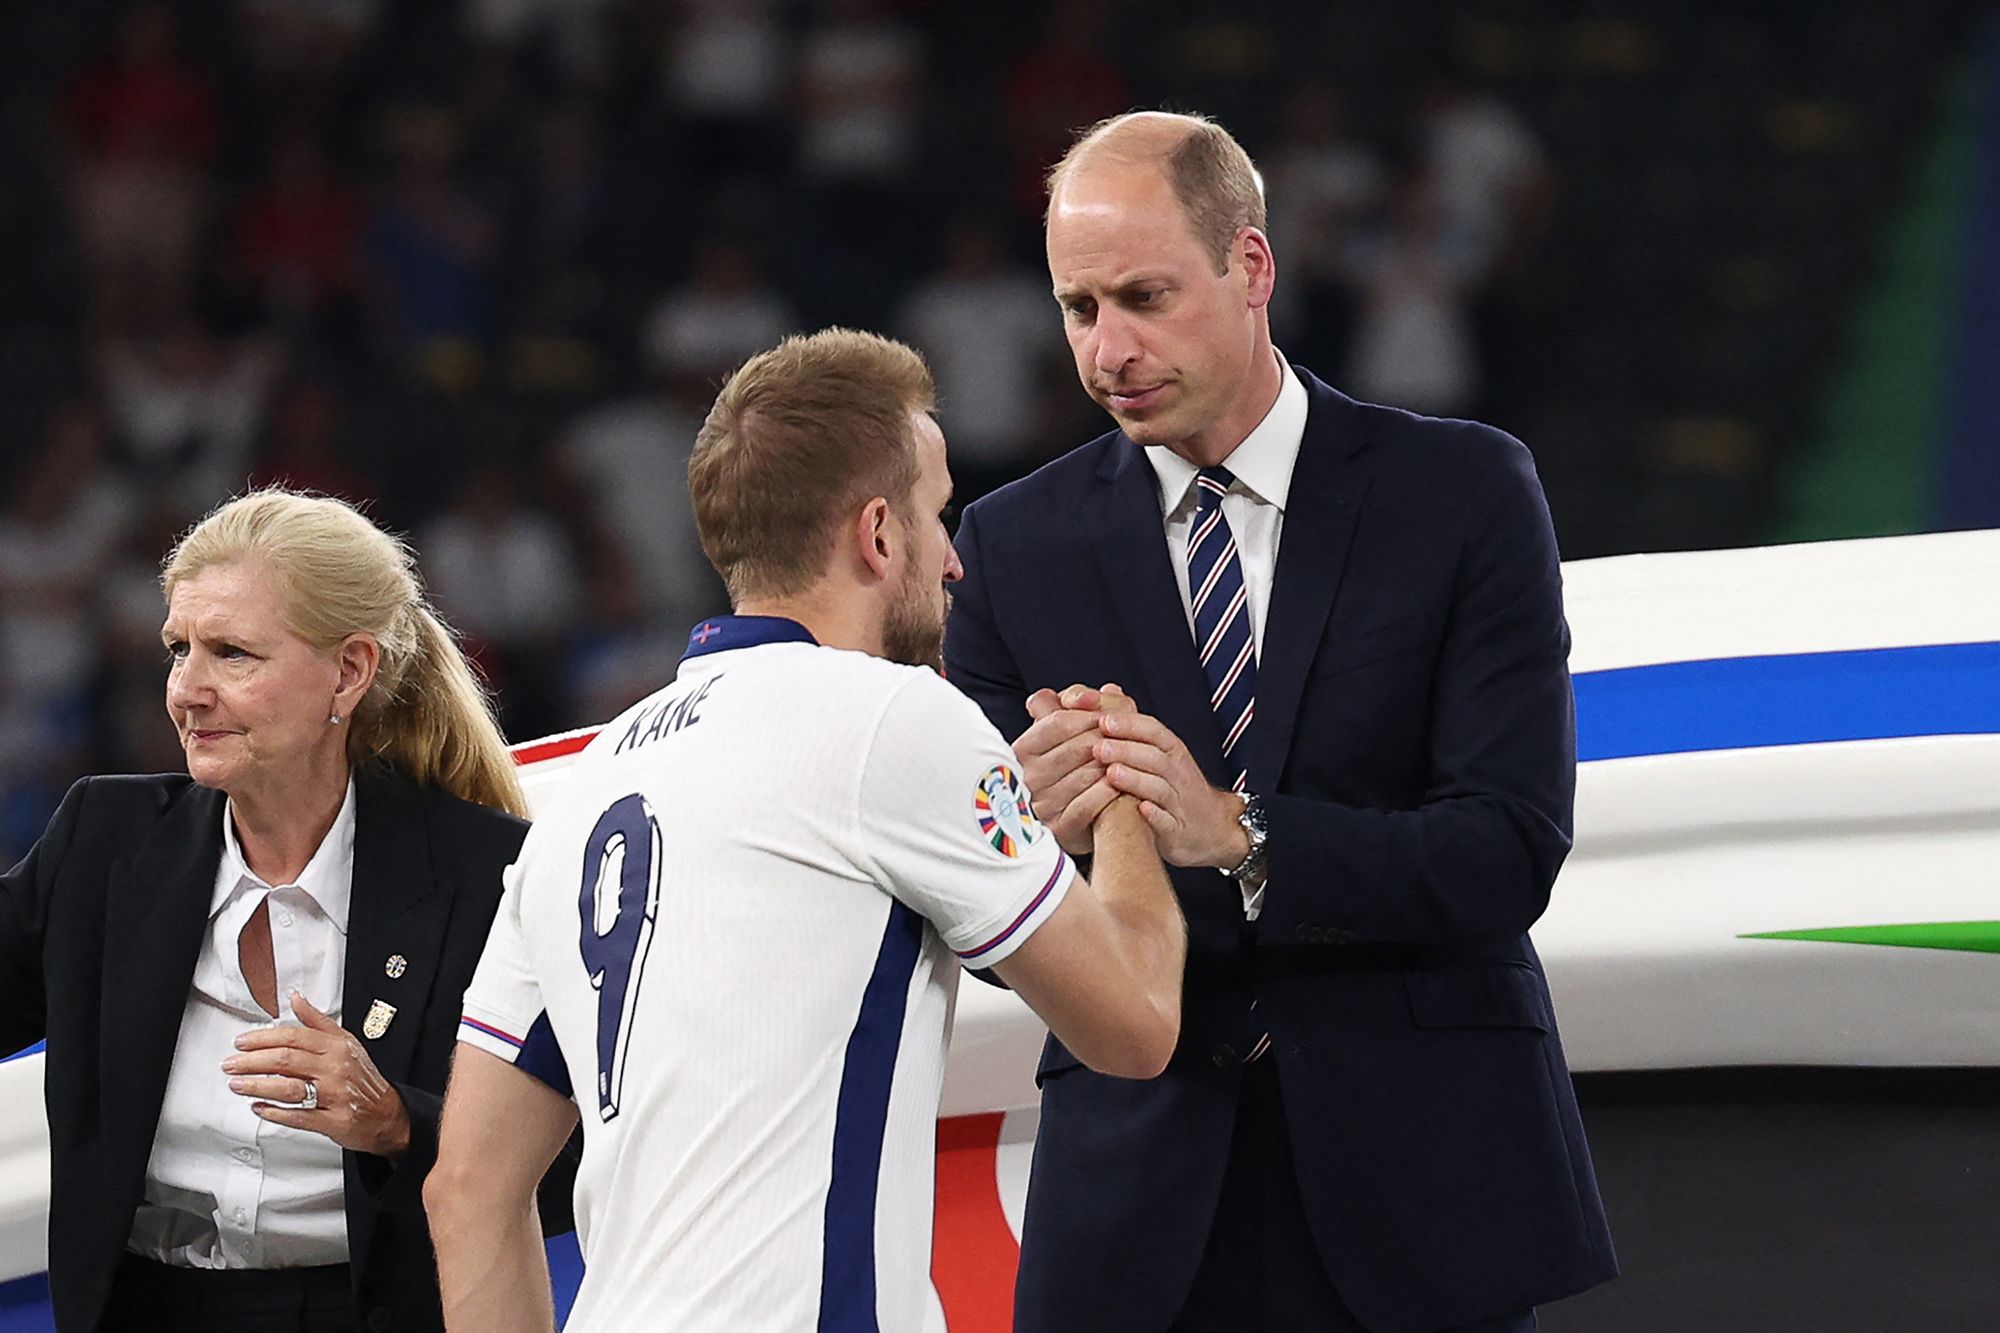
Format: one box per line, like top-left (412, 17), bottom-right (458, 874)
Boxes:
top-left (0, 0), bottom-right (1988, 873)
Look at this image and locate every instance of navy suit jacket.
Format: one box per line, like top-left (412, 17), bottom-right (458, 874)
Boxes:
top-left (945, 371), bottom-right (1616, 1332)
top-left (0, 765), bottom-right (547, 1333)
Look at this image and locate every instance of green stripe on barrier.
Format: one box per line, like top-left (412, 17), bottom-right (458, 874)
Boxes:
top-left (1744, 921), bottom-right (2000, 954)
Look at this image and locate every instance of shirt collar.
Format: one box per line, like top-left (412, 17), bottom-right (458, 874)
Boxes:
top-left (682, 614), bottom-right (819, 661)
top-left (1144, 353), bottom-right (1309, 516)
top-left (214, 777), bottom-right (358, 932)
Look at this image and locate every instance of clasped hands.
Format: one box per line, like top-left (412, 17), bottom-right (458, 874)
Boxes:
top-left (1019, 683), bottom-right (1250, 870)
top-left (223, 991), bottom-right (414, 1158)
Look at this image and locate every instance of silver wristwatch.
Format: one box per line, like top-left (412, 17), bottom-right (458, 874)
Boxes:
top-left (1224, 791), bottom-right (1268, 883)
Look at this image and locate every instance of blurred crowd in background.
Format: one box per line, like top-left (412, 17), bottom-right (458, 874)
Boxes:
top-left (0, 0), bottom-right (1988, 863)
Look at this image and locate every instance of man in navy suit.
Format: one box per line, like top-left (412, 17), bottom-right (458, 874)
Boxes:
top-left (944, 111), bottom-right (1616, 1332)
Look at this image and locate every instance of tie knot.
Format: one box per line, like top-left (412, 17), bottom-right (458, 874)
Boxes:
top-left (1194, 466), bottom-right (1235, 508)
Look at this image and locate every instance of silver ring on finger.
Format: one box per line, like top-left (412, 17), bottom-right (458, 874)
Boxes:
top-left (299, 1080), bottom-right (319, 1110)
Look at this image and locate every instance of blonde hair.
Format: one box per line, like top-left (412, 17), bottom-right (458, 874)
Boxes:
top-left (1046, 111), bottom-right (1268, 274)
top-left (688, 327), bottom-right (935, 603)
top-left (162, 488), bottom-right (529, 817)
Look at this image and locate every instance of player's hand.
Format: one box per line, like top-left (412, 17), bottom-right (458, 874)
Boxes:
top-left (224, 991), bottom-right (414, 1158)
top-left (1094, 708), bottom-right (1250, 870)
top-left (1017, 684), bottom-right (1120, 855)
top-left (1092, 682), bottom-right (1138, 716)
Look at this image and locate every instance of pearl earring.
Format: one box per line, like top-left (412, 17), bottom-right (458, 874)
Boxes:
top-left (329, 713), bottom-right (343, 725)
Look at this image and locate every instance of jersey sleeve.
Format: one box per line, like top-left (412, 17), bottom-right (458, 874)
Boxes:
top-left (856, 669), bottom-right (1075, 968)
top-left (458, 860), bottom-right (549, 1065)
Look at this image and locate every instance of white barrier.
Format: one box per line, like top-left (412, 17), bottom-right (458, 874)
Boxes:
top-left (3, 530), bottom-right (1997, 1305)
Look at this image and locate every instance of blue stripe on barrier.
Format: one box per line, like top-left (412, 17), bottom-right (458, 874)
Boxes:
top-left (0, 1044), bottom-right (42, 1066)
top-left (1574, 641), bottom-right (2000, 761)
top-left (0, 1272), bottom-right (49, 1333)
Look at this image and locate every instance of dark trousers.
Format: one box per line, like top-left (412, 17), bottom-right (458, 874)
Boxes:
top-left (99, 1253), bottom-right (355, 1332)
top-left (1168, 1059), bottom-right (1537, 1333)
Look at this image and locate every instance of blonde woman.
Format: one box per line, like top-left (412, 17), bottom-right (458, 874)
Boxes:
top-left (0, 489), bottom-right (539, 1333)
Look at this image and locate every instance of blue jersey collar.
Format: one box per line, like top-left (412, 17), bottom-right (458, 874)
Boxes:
top-left (682, 614), bottom-right (819, 661)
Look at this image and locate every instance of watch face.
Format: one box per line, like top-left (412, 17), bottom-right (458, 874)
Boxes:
top-left (1241, 794), bottom-right (1267, 837)
top-left (1229, 794), bottom-right (1267, 879)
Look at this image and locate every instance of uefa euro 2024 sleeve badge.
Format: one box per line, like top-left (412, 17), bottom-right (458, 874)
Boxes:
top-left (974, 763), bottom-right (1044, 858)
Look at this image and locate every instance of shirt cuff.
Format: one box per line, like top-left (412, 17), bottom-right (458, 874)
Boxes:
top-left (952, 850), bottom-right (1075, 967)
top-left (457, 1009), bottom-right (529, 1063)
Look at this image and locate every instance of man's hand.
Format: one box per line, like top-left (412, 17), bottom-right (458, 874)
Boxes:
top-left (225, 991), bottom-right (413, 1157)
top-left (1090, 683), bottom-right (1138, 719)
top-left (990, 682), bottom-right (1184, 1080)
top-left (1016, 683), bottom-right (1121, 854)
top-left (1094, 710), bottom-right (1251, 870)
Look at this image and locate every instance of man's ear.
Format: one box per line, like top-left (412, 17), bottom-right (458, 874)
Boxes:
top-left (853, 497), bottom-right (895, 580)
top-left (1237, 227), bottom-right (1276, 310)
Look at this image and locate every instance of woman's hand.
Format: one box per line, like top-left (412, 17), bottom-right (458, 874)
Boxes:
top-left (224, 991), bottom-right (413, 1158)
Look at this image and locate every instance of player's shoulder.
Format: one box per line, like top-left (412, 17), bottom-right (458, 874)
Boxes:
top-left (732, 640), bottom-right (939, 704)
top-left (822, 649), bottom-right (977, 721)
top-left (858, 659), bottom-right (1002, 753)
top-left (582, 644), bottom-right (951, 752)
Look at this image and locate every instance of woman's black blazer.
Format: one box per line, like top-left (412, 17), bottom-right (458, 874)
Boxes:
top-left (0, 765), bottom-right (529, 1332)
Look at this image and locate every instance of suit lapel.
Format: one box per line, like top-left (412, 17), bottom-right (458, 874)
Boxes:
top-left (342, 769), bottom-right (457, 1275)
top-left (1093, 438), bottom-right (1229, 782)
top-left (1242, 374), bottom-right (1374, 791)
top-left (101, 783), bottom-right (225, 1190)
top-left (343, 768), bottom-right (453, 1088)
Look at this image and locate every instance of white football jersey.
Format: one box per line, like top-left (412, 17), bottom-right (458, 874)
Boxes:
top-left (459, 616), bottom-right (1072, 1332)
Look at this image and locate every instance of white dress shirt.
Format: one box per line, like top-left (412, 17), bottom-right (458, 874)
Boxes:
top-left (129, 780), bottom-right (356, 1269)
top-left (1143, 354), bottom-right (1310, 917)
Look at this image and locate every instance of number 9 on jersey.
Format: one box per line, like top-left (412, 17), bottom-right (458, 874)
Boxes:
top-left (577, 793), bottom-right (663, 1121)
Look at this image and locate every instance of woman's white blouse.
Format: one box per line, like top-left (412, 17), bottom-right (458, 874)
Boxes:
top-left (128, 780), bottom-right (356, 1269)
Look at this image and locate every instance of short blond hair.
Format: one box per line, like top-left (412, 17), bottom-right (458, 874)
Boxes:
top-left (163, 489), bottom-right (528, 817)
top-left (1047, 111), bottom-right (1267, 274)
top-left (688, 328), bottom-right (935, 603)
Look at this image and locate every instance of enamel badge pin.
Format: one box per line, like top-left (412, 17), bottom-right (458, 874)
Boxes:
top-left (385, 954), bottom-right (407, 979)
top-left (362, 999), bottom-right (397, 1040)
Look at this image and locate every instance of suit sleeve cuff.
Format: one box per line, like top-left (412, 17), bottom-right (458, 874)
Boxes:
top-left (353, 1082), bottom-right (441, 1212)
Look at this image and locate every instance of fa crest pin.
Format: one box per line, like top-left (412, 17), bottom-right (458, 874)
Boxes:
top-left (362, 999), bottom-right (397, 1040)
top-left (384, 954), bottom-right (407, 979)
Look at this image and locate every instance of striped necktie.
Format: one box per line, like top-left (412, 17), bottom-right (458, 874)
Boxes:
top-left (1190, 466), bottom-right (1272, 1062)
top-left (1188, 466), bottom-right (1256, 792)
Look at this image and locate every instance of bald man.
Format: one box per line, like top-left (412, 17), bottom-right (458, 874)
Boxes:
top-left (945, 111), bottom-right (1615, 1332)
